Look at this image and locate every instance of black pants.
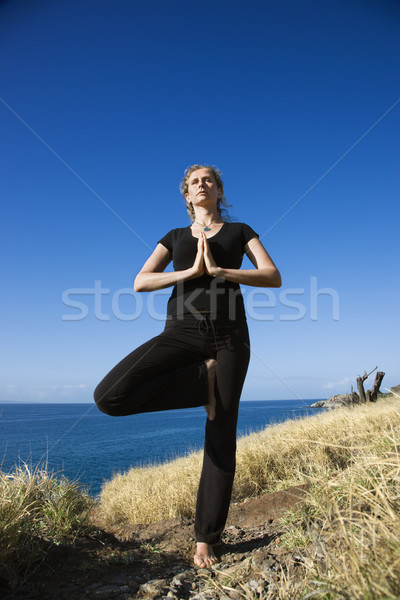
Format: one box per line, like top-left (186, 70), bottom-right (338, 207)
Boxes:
top-left (94, 312), bottom-right (250, 544)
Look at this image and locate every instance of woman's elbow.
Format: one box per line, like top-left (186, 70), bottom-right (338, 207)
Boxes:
top-left (273, 270), bottom-right (282, 288)
top-left (133, 274), bottom-right (145, 292)
top-left (266, 268), bottom-right (281, 288)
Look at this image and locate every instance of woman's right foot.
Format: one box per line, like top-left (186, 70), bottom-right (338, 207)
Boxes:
top-left (204, 359), bottom-right (217, 421)
top-left (194, 542), bottom-right (218, 568)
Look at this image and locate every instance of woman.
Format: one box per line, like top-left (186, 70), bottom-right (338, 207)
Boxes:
top-left (94, 165), bottom-right (281, 568)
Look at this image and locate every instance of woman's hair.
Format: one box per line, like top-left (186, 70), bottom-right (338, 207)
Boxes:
top-left (180, 164), bottom-right (232, 222)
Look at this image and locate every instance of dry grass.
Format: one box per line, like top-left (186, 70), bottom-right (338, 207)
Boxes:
top-left (99, 394), bottom-right (400, 598)
top-left (0, 463), bottom-right (94, 572)
top-left (276, 419), bottom-right (400, 599)
top-left (2, 395), bottom-right (398, 598)
top-left (99, 452), bottom-right (204, 526)
top-left (99, 395), bottom-right (400, 528)
top-left (312, 452), bottom-right (399, 598)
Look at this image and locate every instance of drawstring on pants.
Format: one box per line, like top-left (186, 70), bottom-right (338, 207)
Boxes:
top-left (197, 313), bottom-right (218, 348)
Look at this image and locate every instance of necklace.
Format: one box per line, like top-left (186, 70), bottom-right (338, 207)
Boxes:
top-left (194, 220), bottom-right (220, 232)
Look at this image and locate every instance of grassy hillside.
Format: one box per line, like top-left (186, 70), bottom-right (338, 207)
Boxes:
top-left (99, 395), bottom-right (400, 527)
top-left (0, 464), bottom-right (94, 575)
top-left (97, 394), bottom-right (400, 598)
top-left (1, 393), bottom-right (399, 598)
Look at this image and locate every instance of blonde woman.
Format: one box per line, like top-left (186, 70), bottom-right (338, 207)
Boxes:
top-left (94, 165), bottom-right (281, 568)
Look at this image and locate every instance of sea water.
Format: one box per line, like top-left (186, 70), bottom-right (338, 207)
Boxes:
top-left (0, 400), bottom-right (325, 496)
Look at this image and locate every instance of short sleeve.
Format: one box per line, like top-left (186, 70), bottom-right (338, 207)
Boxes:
top-left (242, 223), bottom-right (259, 246)
top-left (157, 230), bottom-right (173, 253)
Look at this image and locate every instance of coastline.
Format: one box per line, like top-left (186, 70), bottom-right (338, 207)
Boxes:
top-left (1, 392), bottom-right (399, 599)
top-left (0, 399), bottom-right (327, 498)
top-left (309, 384), bottom-right (400, 409)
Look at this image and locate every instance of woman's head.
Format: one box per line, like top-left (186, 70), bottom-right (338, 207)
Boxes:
top-left (180, 164), bottom-right (231, 222)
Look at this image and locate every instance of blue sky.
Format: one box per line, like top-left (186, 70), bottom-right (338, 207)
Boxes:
top-left (1, 0), bottom-right (399, 402)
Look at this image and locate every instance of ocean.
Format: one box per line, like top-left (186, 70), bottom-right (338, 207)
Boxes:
top-left (0, 400), bottom-right (325, 497)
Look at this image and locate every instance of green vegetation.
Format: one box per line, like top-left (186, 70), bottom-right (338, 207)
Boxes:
top-left (0, 463), bottom-right (94, 574)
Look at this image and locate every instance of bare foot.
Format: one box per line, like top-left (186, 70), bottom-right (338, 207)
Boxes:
top-left (204, 359), bottom-right (217, 421)
top-left (193, 542), bottom-right (218, 569)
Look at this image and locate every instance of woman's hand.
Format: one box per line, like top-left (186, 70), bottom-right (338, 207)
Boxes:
top-left (202, 232), bottom-right (221, 278)
top-left (188, 235), bottom-right (206, 278)
top-left (188, 233), bottom-right (221, 279)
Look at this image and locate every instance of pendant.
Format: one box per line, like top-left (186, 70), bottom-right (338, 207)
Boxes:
top-left (203, 226), bottom-right (211, 231)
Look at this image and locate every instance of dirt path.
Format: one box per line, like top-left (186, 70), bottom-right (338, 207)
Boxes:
top-left (2, 486), bottom-right (308, 600)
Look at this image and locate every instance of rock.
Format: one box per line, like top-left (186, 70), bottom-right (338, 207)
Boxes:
top-left (310, 400), bottom-right (326, 408)
top-left (307, 541), bottom-right (326, 560)
top-left (216, 563), bottom-right (245, 576)
top-left (139, 578), bottom-right (169, 598)
top-left (225, 525), bottom-right (242, 535)
top-left (311, 392), bottom-right (359, 409)
top-left (312, 385), bottom-right (400, 408)
top-left (171, 570), bottom-right (194, 587)
top-left (228, 593), bottom-right (242, 600)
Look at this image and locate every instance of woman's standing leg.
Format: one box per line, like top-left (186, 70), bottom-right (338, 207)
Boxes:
top-left (194, 318), bottom-right (250, 553)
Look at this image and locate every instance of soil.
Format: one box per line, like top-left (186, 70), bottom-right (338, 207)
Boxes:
top-left (0, 485), bottom-right (308, 600)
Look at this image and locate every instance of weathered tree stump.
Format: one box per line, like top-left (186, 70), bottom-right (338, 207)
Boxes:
top-left (356, 368), bottom-right (385, 403)
top-left (357, 377), bottom-right (367, 403)
top-left (370, 371), bottom-right (385, 402)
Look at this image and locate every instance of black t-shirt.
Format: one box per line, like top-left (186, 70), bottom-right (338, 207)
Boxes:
top-left (157, 222), bottom-right (259, 319)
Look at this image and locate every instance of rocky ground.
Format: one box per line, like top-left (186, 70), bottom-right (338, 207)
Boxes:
top-left (1, 485), bottom-right (309, 600)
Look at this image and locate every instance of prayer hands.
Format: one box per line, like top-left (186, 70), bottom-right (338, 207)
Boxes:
top-left (191, 235), bottom-right (206, 277)
top-left (201, 232), bottom-right (219, 277)
top-left (191, 232), bottom-right (220, 279)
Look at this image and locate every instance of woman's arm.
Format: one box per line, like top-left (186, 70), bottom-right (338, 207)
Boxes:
top-left (134, 238), bottom-right (206, 292)
top-left (203, 235), bottom-right (282, 288)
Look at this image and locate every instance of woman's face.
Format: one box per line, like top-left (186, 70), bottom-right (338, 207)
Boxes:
top-left (185, 168), bottom-right (221, 208)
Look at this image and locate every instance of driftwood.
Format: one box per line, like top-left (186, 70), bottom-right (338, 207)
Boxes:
top-left (357, 377), bottom-right (367, 402)
top-left (313, 369), bottom-right (387, 409)
top-left (370, 371), bottom-right (385, 402)
top-left (356, 367), bottom-right (385, 403)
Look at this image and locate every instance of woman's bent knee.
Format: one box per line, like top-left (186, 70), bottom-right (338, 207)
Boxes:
top-left (93, 385), bottom-right (123, 417)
